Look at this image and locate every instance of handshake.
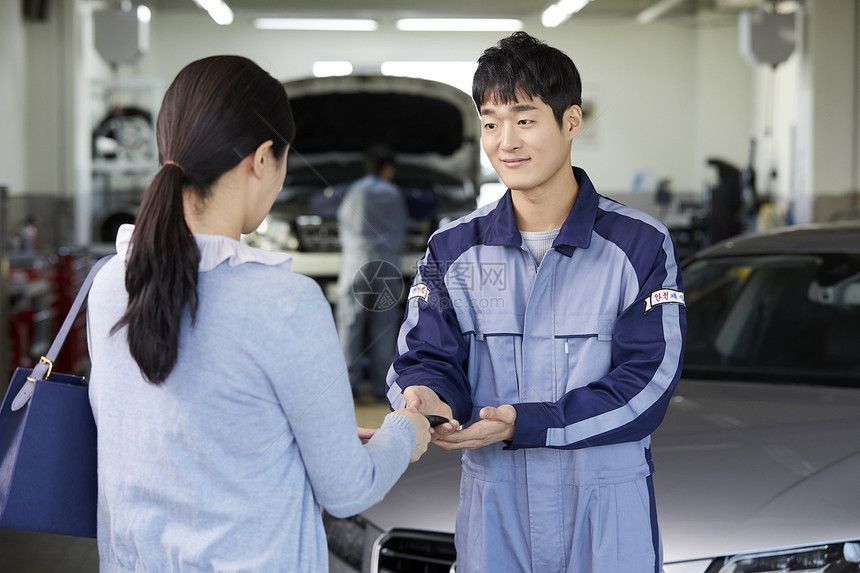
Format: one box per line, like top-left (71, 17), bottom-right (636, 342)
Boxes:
top-left (360, 385), bottom-right (516, 463)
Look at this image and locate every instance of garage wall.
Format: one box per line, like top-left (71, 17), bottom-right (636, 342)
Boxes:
top-left (0, 2), bottom-right (28, 195)
top-left (809, 0), bottom-right (855, 198)
top-left (752, 1), bottom-right (860, 224)
top-left (13, 3), bottom-right (860, 225)
top-left (695, 16), bottom-right (755, 195)
top-left (138, 10), bottom-right (752, 196)
top-left (542, 19), bottom-right (700, 195)
top-left (14, 4), bottom-right (759, 224)
top-left (24, 0), bottom-right (66, 195)
top-left (751, 50), bottom-right (799, 205)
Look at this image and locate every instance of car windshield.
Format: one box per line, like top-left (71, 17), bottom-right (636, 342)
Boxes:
top-left (682, 253), bottom-right (860, 386)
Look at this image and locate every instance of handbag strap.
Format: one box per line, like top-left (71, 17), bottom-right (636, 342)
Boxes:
top-left (11, 254), bottom-right (116, 411)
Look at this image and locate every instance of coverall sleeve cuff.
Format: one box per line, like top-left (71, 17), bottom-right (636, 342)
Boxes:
top-left (506, 402), bottom-right (550, 450)
top-left (425, 382), bottom-right (471, 424)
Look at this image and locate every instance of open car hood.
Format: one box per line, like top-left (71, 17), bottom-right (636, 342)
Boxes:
top-left (281, 74), bottom-right (481, 196)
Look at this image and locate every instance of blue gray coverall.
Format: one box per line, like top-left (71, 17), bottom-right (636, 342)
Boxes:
top-left (337, 173), bottom-right (408, 397)
top-left (387, 167), bottom-right (686, 573)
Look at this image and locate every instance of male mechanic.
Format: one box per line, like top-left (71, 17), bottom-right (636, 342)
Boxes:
top-left (386, 32), bottom-right (686, 573)
top-left (337, 144), bottom-right (407, 400)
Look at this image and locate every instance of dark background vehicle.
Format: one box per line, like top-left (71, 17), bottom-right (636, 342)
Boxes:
top-left (245, 74), bottom-right (483, 298)
top-left (325, 221), bottom-right (860, 573)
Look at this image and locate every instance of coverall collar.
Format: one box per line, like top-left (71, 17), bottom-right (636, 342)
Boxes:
top-left (484, 166), bottom-right (598, 257)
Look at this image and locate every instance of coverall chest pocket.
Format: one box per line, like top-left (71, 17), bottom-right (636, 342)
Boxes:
top-left (465, 311), bottom-right (523, 416)
top-left (555, 313), bottom-right (615, 393)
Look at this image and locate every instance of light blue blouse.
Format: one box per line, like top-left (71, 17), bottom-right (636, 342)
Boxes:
top-left (87, 225), bottom-right (414, 572)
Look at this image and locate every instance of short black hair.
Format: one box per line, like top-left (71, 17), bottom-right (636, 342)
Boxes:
top-left (472, 31), bottom-right (582, 127)
top-left (363, 143), bottom-right (396, 173)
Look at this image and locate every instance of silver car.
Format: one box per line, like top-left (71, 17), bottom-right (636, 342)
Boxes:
top-left (325, 221), bottom-right (860, 573)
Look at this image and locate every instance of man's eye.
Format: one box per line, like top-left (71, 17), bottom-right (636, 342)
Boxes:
top-left (518, 119), bottom-right (533, 125)
top-left (483, 123), bottom-right (497, 130)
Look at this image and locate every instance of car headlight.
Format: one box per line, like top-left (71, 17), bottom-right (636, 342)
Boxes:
top-left (705, 542), bottom-right (860, 573)
top-left (243, 216), bottom-right (299, 251)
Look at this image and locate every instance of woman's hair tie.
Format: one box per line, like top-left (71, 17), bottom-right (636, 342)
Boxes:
top-left (162, 160), bottom-right (185, 175)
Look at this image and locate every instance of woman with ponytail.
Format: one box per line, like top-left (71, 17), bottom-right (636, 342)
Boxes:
top-left (86, 55), bottom-right (430, 572)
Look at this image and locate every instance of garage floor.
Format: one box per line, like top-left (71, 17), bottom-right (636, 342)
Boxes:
top-left (0, 404), bottom-right (389, 572)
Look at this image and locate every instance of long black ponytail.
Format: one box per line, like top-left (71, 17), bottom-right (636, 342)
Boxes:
top-left (112, 56), bottom-right (295, 384)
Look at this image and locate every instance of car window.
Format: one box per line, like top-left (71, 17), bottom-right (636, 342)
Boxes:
top-left (682, 254), bottom-right (860, 385)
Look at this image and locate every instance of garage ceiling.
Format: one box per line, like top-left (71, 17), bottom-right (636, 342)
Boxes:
top-left (147, 0), bottom-right (762, 21)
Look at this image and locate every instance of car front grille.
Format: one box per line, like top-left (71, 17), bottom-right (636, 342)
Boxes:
top-left (295, 216), bottom-right (341, 252)
top-left (294, 216), bottom-right (434, 255)
top-left (372, 529), bottom-right (456, 573)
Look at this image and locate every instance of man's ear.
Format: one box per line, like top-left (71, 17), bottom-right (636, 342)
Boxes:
top-left (565, 105), bottom-right (583, 140)
top-left (251, 140), bottom-right (275, 179)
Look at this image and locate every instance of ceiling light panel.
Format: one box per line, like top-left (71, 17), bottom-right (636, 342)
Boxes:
top-left (312, 61), bottom-right (354, 77)
top-left (254, 18), bottom-right (379, 31)
top-left (396, 18), bottom-right (523, 32)
top-left (192, 0), bottom-right (233, 25)
top-left (541, 0), bottom-right (591, 27)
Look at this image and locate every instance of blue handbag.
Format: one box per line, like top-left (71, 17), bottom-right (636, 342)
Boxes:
top-left (0, 255), bottom-right (113, 538)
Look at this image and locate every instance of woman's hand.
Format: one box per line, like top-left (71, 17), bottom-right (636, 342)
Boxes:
top-left (357, 427), bottom-right (377, 444)
top-left (393, 407), bottom-right (432, 462)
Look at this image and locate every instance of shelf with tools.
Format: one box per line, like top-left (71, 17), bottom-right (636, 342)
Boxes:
top-left (89, 76), bottom-right (162, 243)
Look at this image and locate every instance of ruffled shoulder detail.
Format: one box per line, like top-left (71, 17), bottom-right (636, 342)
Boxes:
top-left (114, 224), bottom-right (292, 272)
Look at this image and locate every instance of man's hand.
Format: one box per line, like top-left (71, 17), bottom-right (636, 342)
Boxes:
top-left (433, 405), bottom-right (516, 450)
top-left (357, 427), bottom-right (376, 444)
top-left (403, 385), bottom-right (452, 417)
top-left (402, 385), bottom-right (459, 437)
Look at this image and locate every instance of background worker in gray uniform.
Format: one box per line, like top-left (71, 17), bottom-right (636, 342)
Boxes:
top-left (337, 144), bottom-right (408, 401)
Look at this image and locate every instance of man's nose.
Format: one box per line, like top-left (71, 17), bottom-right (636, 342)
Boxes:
top-left (499, 124), bottom-right (521, 151)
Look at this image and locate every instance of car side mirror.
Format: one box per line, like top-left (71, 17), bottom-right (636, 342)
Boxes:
top-left (808, 273), bottom-right (860, 307)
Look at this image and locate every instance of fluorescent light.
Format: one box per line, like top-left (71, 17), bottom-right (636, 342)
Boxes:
top-left (192, 0), bottom-right (233, 25)
top-left (541, 0), bottom-right (591, 28)
top-left (381, 61), bottom-right (478, 94)
top-left (136, 5), bottom-right (151, 23)
top-left (541, 5), bottom-right (569, 27)
top-left (775, 0), bottom-right (800, 13)
top-left (208, 4), bottom-right (233, 25)
top-left (254, 18), bottom-right (378, 31)
top-left (636, 0), bottom-right (687, 24)
top-left (396, 18), bottom-right (522, 32)
top-left (313, 61), bottom-right (354, 77)
top-left (193, 0), bottom-right (219, 10)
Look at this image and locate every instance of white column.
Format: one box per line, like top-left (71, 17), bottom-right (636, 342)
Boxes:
top-left (0, 1), bottom-right (27, 194)
top-left (792, 5), bottom-right (813, 224)
top-left (808, 0), bottom-right (856, 203)
top-left (70, 0), bottom-right (95, 246)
